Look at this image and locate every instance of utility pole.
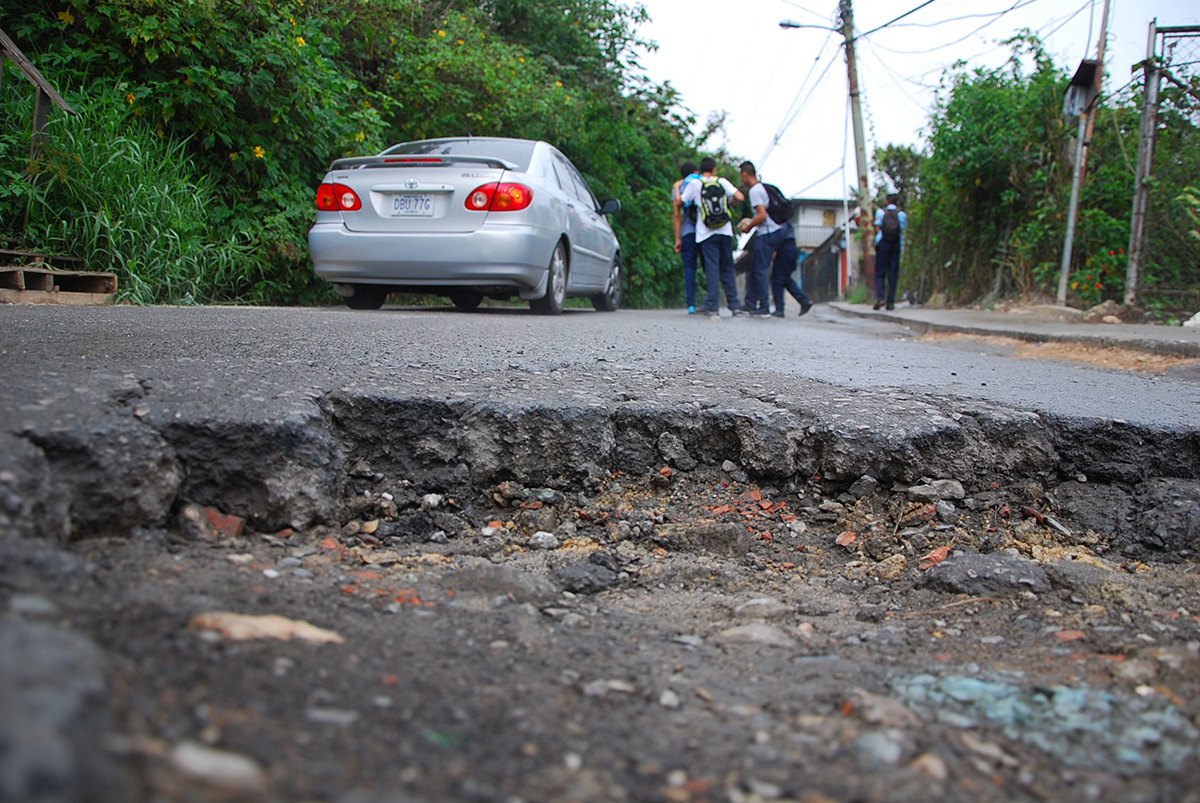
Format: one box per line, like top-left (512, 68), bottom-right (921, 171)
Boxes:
top-left (1125, 20), bottom-right (1160, 307)
top-left (1057, 0), bottom-right (1111, 305)
top-left (840, 0), bottom-right (875, 289)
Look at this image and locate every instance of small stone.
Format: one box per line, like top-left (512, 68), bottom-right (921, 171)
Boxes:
top-left (421, 493), bottom-right (443, 510)
top-left (910, 752), bottom-right (948, 781)
top-left (854, 730), bottom-right (908, 767)
top-left (848, 475), bottom-right (879, 498)
top-left (713, 623), bottom-right (796, 649)
top-left (721, 460), bottom-right (739, 473)
top-left (871, 554), bottom-right (908, 580)
top-left (305, 707), bottom-right (359, 727)
top-left (528, 531), bottom-right (560, 550)
top-left (659, 689), bottom-right (681, 709)
top-left (936, 500), bottom-right (958, 522)
top-left (552, 562), bottom-right (618, 594)
top-left (169, 741), bottom-right (267, 793)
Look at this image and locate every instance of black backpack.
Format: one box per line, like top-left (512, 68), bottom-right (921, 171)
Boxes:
top-left (699, 176), bottom-right (730, 228)
top-left (880, 207), bottom-right (902, 243)
top-left (762, 183), bottom-right (795, 225)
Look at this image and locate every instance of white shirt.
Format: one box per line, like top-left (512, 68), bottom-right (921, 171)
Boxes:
top-left (748, 183), bottom-right (782, 235)
top-left (679, 176), bottom-right (738, 242)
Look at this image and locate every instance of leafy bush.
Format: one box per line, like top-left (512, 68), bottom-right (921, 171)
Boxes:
top-left (1, 0), bottom-right (704, 307)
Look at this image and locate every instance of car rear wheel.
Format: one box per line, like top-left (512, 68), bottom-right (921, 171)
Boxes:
top-left (345, 285), bottom-right (387, 310)
top-left (448, 290), bottom-right (483, 311)
top-left (530, 242), bottom-right (566, 315)
top-left (591, 256), bottom-right (622, 312)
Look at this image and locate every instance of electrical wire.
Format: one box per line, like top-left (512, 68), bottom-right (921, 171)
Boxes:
top-left (759, 29), bottom-right (841, 165)
top-left (761, 47), bottom-right (844, 164)
top-left (859, 0), bottom-right (942, 39)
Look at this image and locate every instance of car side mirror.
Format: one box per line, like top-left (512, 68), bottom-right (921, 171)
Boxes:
top-left (599, 198), bottom-right (621, 216)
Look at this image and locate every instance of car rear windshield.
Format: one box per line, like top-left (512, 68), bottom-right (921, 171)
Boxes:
top-left (382, 139), bottom-right (536, 171)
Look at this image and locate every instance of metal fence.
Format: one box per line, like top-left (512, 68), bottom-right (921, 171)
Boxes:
top-left (1125, 24), bottom-right (1200, 315)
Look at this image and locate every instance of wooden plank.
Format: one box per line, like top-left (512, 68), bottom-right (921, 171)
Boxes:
top-left (0, 267), bottom-right (117, 295)
top-left (0, 28), bottom-right (75, 115)
top-left (0, 248), bottom-right (84, 263)
top-left (0, 288), bottom-right (115, 306)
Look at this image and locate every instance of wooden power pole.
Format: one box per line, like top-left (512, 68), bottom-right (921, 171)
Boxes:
top-left (840, 0), bottom-right (875, 290)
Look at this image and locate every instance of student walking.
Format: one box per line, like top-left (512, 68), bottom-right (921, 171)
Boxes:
top-left (679, 157), bottom-right (745, 317)
top-left (736, 161), bottom-right (779, 316)
top-left (737, 162), bottom-right (811, 317)
top-left (769, 221), bottom-right (813, 317)
top-left (873, 193), bottom-right (907, 310)
top-left (672, 162), bottom-right (702, 313)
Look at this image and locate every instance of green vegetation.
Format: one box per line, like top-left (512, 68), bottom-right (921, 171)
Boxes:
top-left (0, 0), bottom-right (702, 306)
top-left (874, 34), bottom-right (1198, 314)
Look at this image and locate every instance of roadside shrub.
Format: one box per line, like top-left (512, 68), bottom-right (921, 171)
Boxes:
top-left (19, 88), bottom-right (256, 304)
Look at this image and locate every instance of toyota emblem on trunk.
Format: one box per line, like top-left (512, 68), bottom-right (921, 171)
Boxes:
top-left (404, 178), bottom-right (420, 189)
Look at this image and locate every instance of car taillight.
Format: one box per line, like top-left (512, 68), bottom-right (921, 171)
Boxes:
top-left (315, 183), bottom-right (362, 212)
top-left (464, 182), bottom-right (533, 212)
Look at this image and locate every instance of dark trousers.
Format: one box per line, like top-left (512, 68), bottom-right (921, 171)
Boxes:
top-left (680, 231), bottom-right (699, 308)
top-left (770, 235), bottom-right (810, 311)
top-left (746, 228), bottom-right (782, 312)
top-left (700, 234), bottom-right (740, 312)
top-left (875, 237), bottom-right (901, 304)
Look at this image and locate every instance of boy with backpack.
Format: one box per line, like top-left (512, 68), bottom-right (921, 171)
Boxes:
top-left (672, 161), bottom-right (702, 313)
top-left (873, 193), bottom-right (907, 310)
top-left (679, 157), bottom-right (745, 317)
top-left (737, 161), bottom-right (808, 316)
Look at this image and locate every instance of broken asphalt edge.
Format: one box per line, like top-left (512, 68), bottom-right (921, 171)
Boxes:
top-left (3, 373), bottom-right (1197, 541)
top-left (828, 302), bottom-right (1200, 359)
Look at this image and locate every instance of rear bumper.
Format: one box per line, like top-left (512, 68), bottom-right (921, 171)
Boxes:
top-left (308, 222), bottom-right (557, 289)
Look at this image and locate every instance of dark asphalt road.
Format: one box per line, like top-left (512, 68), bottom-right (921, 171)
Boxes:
top-left (3, 303), bottom-right (1197, 428)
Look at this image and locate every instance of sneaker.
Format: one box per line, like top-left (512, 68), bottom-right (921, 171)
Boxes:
top-left (730, 308), bottom-right (747, 317)
top-left (688, 305), bottom-right (696, 314)
top-left (706, 310), bottom-right (722, 320)
top-left (771, 311), bottom-right (785, 319)
top-left (749, 307), bottom-right (771, 318)
top-left (886, 302), bottom-right (895, 310)
top-left (873, 300), bottom-right (885, 310)
top-left (799, 301), bottom-right (813, 317)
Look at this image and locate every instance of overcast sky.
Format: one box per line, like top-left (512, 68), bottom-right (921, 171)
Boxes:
top-left (634, 0), bottom-right (1199, 200)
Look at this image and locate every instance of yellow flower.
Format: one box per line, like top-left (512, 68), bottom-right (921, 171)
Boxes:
top-left (229, 153), bottom-right (238, 160)
top-left (364, 100), bottom-right (372, 108)
top-left (253, 146), bottom-right (265, 158)
top-left (437, 30), bottom-right (445, 37)
top-left (297, 36), bottom-right (306, 46)
top-left (457, 39), bottom-right (464, 45)
top-left (355, 131), bottom-right (365, 142)
top-left (57, 9), bottom-right (74, 24)
top-left (555, 81), bottom-right (562, 87)
top-left (290, 17), bottom-right (295, 25)
top-left (126, 92), bottom-right (136, 104)
top-left (518, 57), bottom-right (525, 63)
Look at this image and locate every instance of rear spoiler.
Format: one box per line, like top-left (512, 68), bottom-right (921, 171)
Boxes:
top-left (329, 154), bottom-right (518, 171)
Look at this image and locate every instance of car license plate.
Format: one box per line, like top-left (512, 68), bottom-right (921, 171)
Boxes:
top-left (390, 194), bottom-right (434, 216)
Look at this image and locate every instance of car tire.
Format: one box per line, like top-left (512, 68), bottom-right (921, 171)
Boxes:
top-left (448, 290), bottom-right (483, 311)
top-left (591, 256), bottom-right (622, 312)
top-left (530, 242), bottom-right (567, 315)
top-left (345, 285), bottom-right (387, 310)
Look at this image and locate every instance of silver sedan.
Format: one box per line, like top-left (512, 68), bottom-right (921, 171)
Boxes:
top-left (308, 137), bottom-right (622, 314)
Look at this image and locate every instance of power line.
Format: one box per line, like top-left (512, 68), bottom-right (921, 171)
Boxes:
top-left (859, 0), bottom-right (942, 39)
top-left (759, 30), bottom-right (841, 165)
top-left (762, 45), bottom-right (844, 164)
top-left (865, 0), bottom-right (1066, 57)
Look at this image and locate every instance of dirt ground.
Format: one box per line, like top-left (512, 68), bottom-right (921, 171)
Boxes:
top-left (916, 332), bottom-right (1200, 374)
top-left (20, 465), bottom-right (1198, 803)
